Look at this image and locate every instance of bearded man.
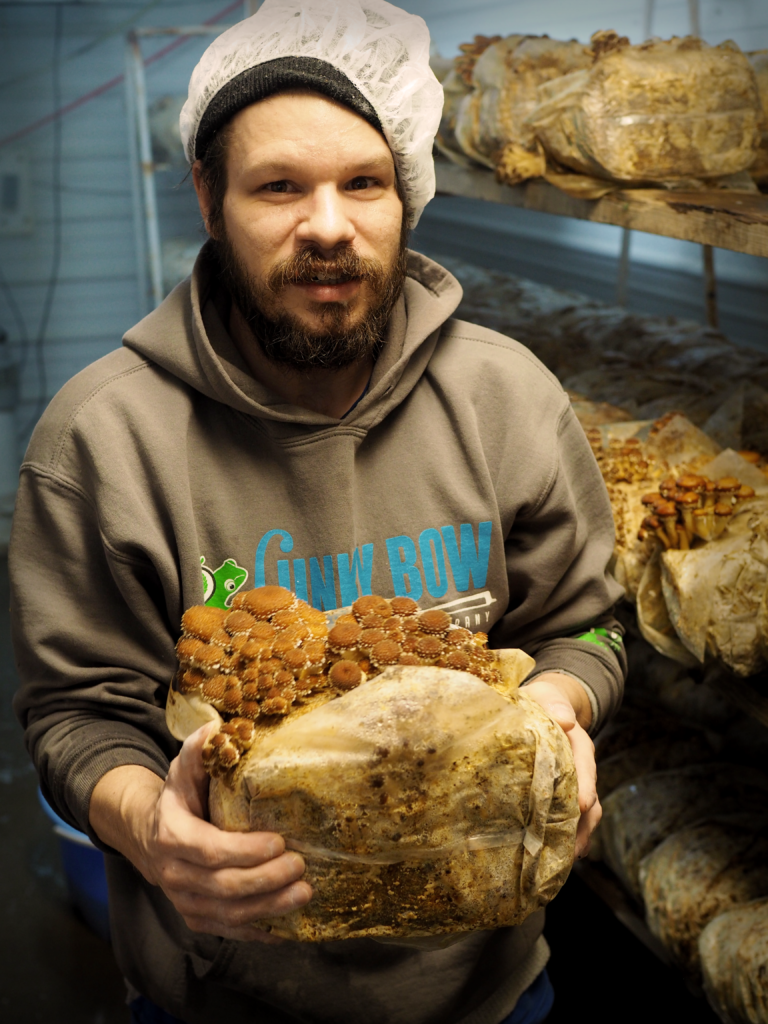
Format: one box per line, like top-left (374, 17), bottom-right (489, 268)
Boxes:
top-left (11, 3), bottom-right (626, 1023)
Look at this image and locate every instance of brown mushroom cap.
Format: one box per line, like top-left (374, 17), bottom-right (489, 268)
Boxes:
top-left (655, 501), bottom-right (678, 518)
top-left (224, 610), bottom-right (257, 637)
top-left (390, 596), bottom-right (419, 617)
top-left (176, 636), bottom-right (203, 662)
top-left (241, 586), bottom-right (296, 620)
top-left (297, 605), bottom-right (329, 636)
top-left (398, 652), bottom-right (422, 666)
top-left (359, 628), bottom-right (387, 650)
top-left (676, 492), bottom-right (701, 508)
top-left (371, 639), bottom-right (402, 666)
top-left (272, 609), bottom-right (308, 633)
top-left (417, 609), bottom-right (452, 635)
top-left (329, 659), bottom-right (363, 690)
top-left (641, 493), bottom-right (664, 508)
top-left (444, 627), bottom-right (473, 647)
top-left (303, 640), bottom-right (327, 666)
top-left (715, 477), bottom-right (741, 492)
top-left (352, 595), bottom-right (392, 620)
top-left (676, 474), bottom-right (706, 490)
top-left (737, 485), bottom-right (756, 499)
top-left (261, 695), bottom-right (292, 716)
top-left (738, 450), bottom-right (761, 464)
top-left (713, 502), bottom-right (734, 516)
top-left (445, 650), bottom-right (471, 671)
top-left (416, 635), bottom-right (445, 659)
top-left (194, 644), bottom-right (226, 672)
top-left (282, 648), bottom-right (308, 672)
top-left (179, 667), bottom-right (206, 693)
top-left (181, 605), bottom-right (228, 642)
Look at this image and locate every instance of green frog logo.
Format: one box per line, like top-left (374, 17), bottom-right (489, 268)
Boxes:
top-left (200, 556), bottom-right (248, 609)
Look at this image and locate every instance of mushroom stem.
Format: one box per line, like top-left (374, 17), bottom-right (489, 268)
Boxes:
top-left (692, 507), bottom-right (716, 542)
top-left (713, 502), bottom-right (734, 539)
top-left (655, 501), bottom-right (680, 548)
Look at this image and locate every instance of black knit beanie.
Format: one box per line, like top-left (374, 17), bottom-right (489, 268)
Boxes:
top-left (194, 55), bottom-right (384, 160)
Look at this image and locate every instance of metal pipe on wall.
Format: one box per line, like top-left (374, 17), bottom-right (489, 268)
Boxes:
top-left (128, 32), bottom-right (164, 309)
top-left (124, 46), bottom-right (150, 319)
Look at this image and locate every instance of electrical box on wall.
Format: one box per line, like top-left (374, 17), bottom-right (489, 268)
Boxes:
top-left (0, 149), bottom-right (33, 237)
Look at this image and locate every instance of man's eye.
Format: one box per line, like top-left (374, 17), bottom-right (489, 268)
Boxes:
top-left (347, 176), bottom-right (377, 191)
top-left (264, 181), bottom-right (293, 193)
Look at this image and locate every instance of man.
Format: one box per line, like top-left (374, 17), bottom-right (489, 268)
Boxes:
top-left (12, 2), bottom-right (626, 1023)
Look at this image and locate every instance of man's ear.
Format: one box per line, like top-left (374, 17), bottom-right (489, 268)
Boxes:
top-left (192, 160), bottom-right (218, 240)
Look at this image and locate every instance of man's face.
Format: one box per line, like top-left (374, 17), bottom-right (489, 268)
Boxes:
top-left (194, 91), bottom-right (407, 370)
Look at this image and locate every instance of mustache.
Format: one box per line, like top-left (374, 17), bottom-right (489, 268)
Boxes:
top-left (268, 246), bottom-right (386, 292)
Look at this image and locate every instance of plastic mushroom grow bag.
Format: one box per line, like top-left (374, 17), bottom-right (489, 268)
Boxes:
top-left (452, 35), bottom-right (591, 183)
top-left (529, 33), bottom-right (762, 183)
top-left (207, 665), bottom-right (579, 942)
top-left (166, 588), bottom-right (578, 942)
top-left (640, 820), bottom-right (768, 978)
top-left (700, 897), bottom-right (768, 1024)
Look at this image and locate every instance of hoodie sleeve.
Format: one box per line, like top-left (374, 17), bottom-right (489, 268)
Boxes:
top-left (490, 402), bottom-right (627, 733)
top-left (10, 467), bottom-right (180, 848)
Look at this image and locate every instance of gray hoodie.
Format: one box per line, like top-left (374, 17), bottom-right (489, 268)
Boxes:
top-left (12, 247), bottom-right (625, 1024)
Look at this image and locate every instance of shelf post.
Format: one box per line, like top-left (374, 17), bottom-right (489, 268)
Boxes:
top-left (616, 228), bottom-right (632, 306)
top-left (702, 244), bottom-right (718, 329)
top-left (128, 31), bottom-right (164, 309)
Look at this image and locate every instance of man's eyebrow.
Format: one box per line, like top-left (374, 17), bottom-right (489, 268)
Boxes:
top-left (244, 156), bottom-right (395, 177)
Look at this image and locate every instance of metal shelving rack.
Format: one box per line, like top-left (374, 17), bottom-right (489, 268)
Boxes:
top-left (124, 24), bottom-right (234, 315)
top-left (124, 3), bottom-right (264, 313)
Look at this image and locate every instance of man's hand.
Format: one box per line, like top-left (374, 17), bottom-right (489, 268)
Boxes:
top-left (522, 673), bottom-right (600, 859)
top-left (89, 724), bottom-right (311, 942)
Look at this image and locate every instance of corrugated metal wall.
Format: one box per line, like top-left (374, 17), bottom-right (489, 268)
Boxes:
top-left (0, 0), bottom-right (766, 464)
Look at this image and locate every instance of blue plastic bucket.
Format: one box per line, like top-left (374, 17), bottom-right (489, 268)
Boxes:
top-left (37, 788), bottom-right (111, 942)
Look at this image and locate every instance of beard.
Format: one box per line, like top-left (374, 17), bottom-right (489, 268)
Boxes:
top-left (213, 225), bottom-right (408, 372)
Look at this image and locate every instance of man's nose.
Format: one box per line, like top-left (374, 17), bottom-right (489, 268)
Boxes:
top-left (295, 184), bottom-right (355, 255)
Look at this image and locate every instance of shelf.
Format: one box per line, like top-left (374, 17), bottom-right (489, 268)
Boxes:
top-left (573, 860), bottom-right (705, 998)
top-left (434, 160), bottom-right (768, 259)
top-left (711, 672), bottom-right (768, 729)
top-left (573, 861), bottom-right (672, 967)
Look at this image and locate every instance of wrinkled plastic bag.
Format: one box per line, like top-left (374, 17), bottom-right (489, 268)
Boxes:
top-left (748, 51), bottom-right (768, 185)
top-left (657, 451), bottom-right (768, 675)
top-left (700, 897), bottom-right (768, 1024)
top-left (529, 34), bottom-right (762, 183)
top-left (601, 764), bottom-right (768, 900)
top-left (640, 820), bottom-right (768, 978)
top-left (453, 35), bottom-right (590, 182)
top-left (209, 665), bottom-right (579, 942)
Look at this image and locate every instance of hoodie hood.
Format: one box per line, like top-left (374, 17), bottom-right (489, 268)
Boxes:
top-left (123, 243), bottom-right (463, 434)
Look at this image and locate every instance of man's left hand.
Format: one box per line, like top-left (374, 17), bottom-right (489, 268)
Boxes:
top-left (522, 673), bottom-right (599, 859)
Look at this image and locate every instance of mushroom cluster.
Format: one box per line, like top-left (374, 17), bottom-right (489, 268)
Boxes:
top-left (585, 430), bottom-right (650, 485)
top-left (174, 587), bottom-right (500, 779)
top-left (638, 473), bottom-right (755, 549)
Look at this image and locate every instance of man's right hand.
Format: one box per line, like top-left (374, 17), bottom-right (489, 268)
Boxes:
top-left (89, 724), bottom-right (311, 943)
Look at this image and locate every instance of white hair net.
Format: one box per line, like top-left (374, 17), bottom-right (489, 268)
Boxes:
top-left (180, 0), bottom-right (443, 226)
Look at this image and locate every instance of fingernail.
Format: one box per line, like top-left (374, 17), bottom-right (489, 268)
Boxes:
top-left (267, 839), bottom-right (284, 859)
top-left (290, 882), bottom-right (312, 908)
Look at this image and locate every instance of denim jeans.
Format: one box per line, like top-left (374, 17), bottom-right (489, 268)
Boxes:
top-left (130, 968), bottom-right (553, 1024)
top-left (498, 969), bottom-right (554, 1024)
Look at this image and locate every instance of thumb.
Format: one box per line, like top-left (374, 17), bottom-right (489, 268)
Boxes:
top-left (542, 699), bottom-right (577, 732)
top-left (166, 721), bottom-right (218, 819)
top-left (523, 680), bottom-right (577, 732)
